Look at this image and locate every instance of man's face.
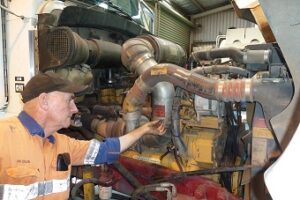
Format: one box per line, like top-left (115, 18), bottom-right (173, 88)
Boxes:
top-left (46, 91), bottom-right (78, 129)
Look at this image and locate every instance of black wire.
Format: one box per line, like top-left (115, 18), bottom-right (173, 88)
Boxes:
top-left (220, 102), bottom-right (243, 192)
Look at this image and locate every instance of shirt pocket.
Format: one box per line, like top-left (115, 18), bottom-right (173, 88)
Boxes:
top-left (6, 166), bottom-right (39, 184)
top-left (50, 157), bottom-right (70, 180)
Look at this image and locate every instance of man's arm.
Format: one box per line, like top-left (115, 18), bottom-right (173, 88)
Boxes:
top-left (119, 120), bottom-right (166, 152)
top-left (68, 120), bottom-right (166, 165)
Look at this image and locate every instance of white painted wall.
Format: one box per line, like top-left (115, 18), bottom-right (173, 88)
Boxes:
top-left (0, 6), bottom-right (6, 111)
top-left (3, 0), bottom-right (44, 116)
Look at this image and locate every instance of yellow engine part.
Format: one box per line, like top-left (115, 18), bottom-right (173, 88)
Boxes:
top-left (99, 88), bottom-right (126, 105)
top-left (83, 166), bottom-right (95, 200)
top-left (183, 130), bottom-right (215, 166)
top-left (122, 149), bottom-right (200, 172)
top-left (123, 117), bottom-right (221, 171)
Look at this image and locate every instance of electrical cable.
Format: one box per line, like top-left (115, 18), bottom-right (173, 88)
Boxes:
top-left (0, 3), bottom-right (25, 19)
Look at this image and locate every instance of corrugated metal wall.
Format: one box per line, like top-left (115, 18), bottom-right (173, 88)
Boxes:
top-left (147, 2), bottom-right (192, 53)
top-left (158, 7), bottom-right (191, 52)
top-left (193, 9), bottom-right (255, 43)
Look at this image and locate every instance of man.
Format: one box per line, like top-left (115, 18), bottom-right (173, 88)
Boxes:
top-left (0, 72), bottom-right (166, 199)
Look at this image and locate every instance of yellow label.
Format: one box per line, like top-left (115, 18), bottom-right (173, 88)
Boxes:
top-left (253, 127), bottom-right (273, 139)
top-left (150, 66), bottom-right (168, 75)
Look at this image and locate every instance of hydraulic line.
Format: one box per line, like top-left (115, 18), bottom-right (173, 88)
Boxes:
top-left (153, 165), bottom-right (253, 183)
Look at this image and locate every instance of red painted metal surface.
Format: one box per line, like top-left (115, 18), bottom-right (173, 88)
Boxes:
top-left (112, 156), bottom-right (240, 200)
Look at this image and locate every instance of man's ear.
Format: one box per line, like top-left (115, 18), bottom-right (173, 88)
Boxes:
top-left (38, 93), bottom-right (48, 111)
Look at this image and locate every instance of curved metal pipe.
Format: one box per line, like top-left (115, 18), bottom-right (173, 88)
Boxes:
top-left (151, 82), bottom-right (174, 125)
top-left (121, 37), bottom-right (156, 74)
top-left (121, 35), bottom-right (186, 136)
top-left (192, 65), bottom-right (250, 77)
top-left (139, 35), bottom-right (187, 67)
top-left (121, 35), bottom-right (187, 74)
top-left (192, 47), bottom-right (271, 64)
top-left (123, 63), bottom-right (293, 122)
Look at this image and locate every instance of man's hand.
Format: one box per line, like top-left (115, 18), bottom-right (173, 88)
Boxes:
top-left (140, 120), bottom-right (166, 136)
top-left (119, 120), bottom-right (167, 152)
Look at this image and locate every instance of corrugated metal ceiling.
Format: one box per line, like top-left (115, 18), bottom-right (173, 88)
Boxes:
top-left (168, 0), bottom-right (231, 16)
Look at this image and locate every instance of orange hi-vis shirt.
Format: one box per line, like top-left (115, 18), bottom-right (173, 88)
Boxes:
top-left (0, 112), bottom-right (120, 199)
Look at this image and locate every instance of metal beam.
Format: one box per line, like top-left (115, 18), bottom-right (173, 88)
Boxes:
top-left (191, 4), bottom-right (233, 19)
top-left (191, 0), bottom-right (205, 12)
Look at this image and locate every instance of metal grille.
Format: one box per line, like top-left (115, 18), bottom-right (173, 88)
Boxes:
top-left (47, 29), bottom-right (70, 61)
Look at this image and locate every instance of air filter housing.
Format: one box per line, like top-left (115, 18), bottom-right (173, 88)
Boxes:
top-left (39, 27), bottom-right (89, 71)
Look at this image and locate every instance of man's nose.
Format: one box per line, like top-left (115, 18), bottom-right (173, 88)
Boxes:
top-left (70, 101), bottom-right (78, 113)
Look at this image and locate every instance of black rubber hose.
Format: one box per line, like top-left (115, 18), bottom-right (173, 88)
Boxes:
top-left (192, 65), bottom-right (250, 77)
top-left (171, 87), bottom-right (187, 155)
top-left (71, 178), bottom-right (99, 200)
top-left (192, 47), bottom-right (244, 63)
top-left (192, 47), bottom-right (270, 64)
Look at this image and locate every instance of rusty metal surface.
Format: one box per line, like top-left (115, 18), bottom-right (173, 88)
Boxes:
top-left (250, 5), bottom-right (275, 42)
top-left (259, 0), bottom-right (300, 150)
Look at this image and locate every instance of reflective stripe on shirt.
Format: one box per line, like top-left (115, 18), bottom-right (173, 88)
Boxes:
top-left (83, 139), bottom-right (101, 164)
top-left (0, 177), bottom-right (70, 200)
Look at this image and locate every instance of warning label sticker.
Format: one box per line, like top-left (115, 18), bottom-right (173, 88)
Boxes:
top-left (151, 66), bottom-right (167, 75)
top-left (153, 105), bottom-right (165, 117)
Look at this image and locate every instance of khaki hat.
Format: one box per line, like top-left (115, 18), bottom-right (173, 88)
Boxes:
top-left (21, 72), bottom-right (88, 103)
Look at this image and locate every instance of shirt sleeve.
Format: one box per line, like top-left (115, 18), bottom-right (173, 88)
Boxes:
top-left (60, 134), bottom-right (120, 165)
top-left (94, 138), bottom-right (120, 164)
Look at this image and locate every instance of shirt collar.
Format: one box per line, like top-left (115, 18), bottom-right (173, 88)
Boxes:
top-left (18, 111), bottom-right (55, 143)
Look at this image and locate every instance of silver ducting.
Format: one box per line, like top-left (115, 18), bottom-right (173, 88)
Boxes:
top-left (121, 35), bottom-right (187, 148)
top-left (123, 63), bottom-right (293, 124)
top-left (151, 82), bottom-right (174, 124)
top-left (121, 34), bottom-right (186, 131)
